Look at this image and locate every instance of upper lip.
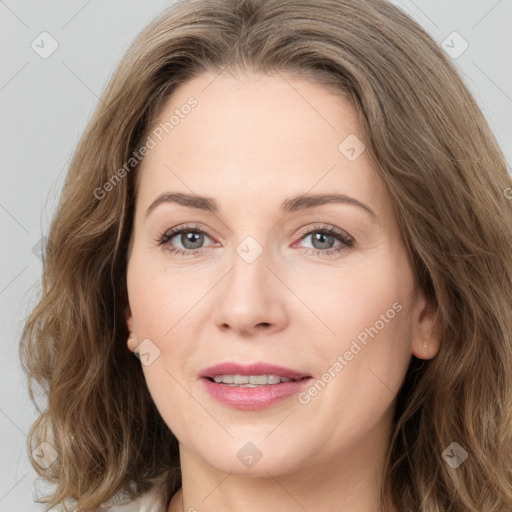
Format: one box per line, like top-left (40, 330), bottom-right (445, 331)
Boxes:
top-left (199, 362), bottom-right (311, 381)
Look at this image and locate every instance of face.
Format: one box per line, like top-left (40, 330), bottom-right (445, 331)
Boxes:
top-left (125, 70), bottom-right (440, 477)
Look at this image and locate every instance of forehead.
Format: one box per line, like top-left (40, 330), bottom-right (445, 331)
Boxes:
top-left (136, 70), bottom-right (388, 219)
top-left (148, 69), bottom-right (360, 159)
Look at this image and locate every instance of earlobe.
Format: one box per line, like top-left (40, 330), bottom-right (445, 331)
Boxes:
top-left (127, 332), bottom-right (138, 353)
top-left (411, 289), bottom-right (442, 360)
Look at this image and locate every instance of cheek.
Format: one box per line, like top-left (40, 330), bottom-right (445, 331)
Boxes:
top-left (126, 249), bottom-right (210, 337)
top-left (288, 250), bottom-right (412, 349)
top-left (298, 248), bottom-right (414, 395)
top-left (319, 282), bottom-right (412, 397)
top-left (125, 254), bottom-right (212, 426)
top-left (294, 293), bottom-right (413, 453)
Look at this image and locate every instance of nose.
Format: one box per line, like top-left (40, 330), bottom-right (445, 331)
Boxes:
top-left (212, 247), bottom-right (289, 337)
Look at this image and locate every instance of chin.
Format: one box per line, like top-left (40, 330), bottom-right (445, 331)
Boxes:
top-left (185, 435), bottom-right (311, 477)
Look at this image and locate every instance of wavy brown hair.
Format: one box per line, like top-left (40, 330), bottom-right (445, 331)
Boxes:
top-left (19, 0), bottom-right (512, 510)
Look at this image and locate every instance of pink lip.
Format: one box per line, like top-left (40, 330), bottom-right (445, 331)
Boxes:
top-left (199, 362), bottom-right (313, 410)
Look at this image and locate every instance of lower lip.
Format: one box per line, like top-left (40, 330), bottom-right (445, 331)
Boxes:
top-left (200, 377), bottom-right (313, 410)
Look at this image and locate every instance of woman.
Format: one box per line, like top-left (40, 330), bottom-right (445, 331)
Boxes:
top-left (20, 0), bottom-right (512, 511)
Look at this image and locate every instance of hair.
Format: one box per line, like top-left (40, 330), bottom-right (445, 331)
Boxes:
top-left (19, 0), bottom-right (512, 510)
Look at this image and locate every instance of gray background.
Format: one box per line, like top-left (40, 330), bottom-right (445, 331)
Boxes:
top-left (1, 1), bottom-right (511, 510)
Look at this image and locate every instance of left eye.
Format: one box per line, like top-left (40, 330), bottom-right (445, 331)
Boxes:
top-left (300, 231), bottom-right (345, 251)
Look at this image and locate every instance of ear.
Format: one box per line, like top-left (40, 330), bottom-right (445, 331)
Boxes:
top-left (410, 287), bottom-right (442, 360)
top-left (124, 304), bottom-right (138, 353)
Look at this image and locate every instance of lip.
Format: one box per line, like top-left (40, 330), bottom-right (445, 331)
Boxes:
top-left (199, 362), bottom-right (313, 410)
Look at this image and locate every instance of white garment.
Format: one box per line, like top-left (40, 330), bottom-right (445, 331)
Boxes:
top-left (100, 484), bottom-right (167, 512)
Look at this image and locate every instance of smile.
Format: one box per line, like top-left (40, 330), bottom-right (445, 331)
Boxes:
top-left (211, 374), bottom-right (295, 386)
top-left (199, 363), bottom-right (313, 410)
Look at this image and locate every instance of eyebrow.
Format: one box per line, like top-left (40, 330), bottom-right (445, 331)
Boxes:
top-left (145, 192), bottom-right (377, 219)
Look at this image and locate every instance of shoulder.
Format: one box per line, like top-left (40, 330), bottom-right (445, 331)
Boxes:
top-left (99, 484), bottom-right (167, 512)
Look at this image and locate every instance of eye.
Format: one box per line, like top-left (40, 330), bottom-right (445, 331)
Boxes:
top-left (295, 225), bottom-right (354, 256)
top-left (156, 224), bottom-right (216, 257)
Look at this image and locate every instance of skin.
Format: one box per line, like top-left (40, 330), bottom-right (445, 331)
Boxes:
top-left (125, 70), bottom-right (441, 512)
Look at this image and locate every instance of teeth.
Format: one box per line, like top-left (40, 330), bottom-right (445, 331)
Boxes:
top-left (212, 374), bottom-right (294, 386)
top-left (234, 375), bottom-right (249, 385)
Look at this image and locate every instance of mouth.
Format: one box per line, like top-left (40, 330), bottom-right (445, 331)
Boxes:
top-left (199, 361), bottom-right (311, 383)
top-left (206, 374), bottom-right (304, 386)
top-left (199, 362), bottom-right (313, 410)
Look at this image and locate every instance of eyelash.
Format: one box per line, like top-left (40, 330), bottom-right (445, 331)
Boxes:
top-left (155, 223), bottom-right (354, 258)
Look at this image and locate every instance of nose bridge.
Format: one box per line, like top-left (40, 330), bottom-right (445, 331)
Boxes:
top-left (212, 235), bottom-right (288, 334)
top-left (225, 237), bottom-right (271, 308)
